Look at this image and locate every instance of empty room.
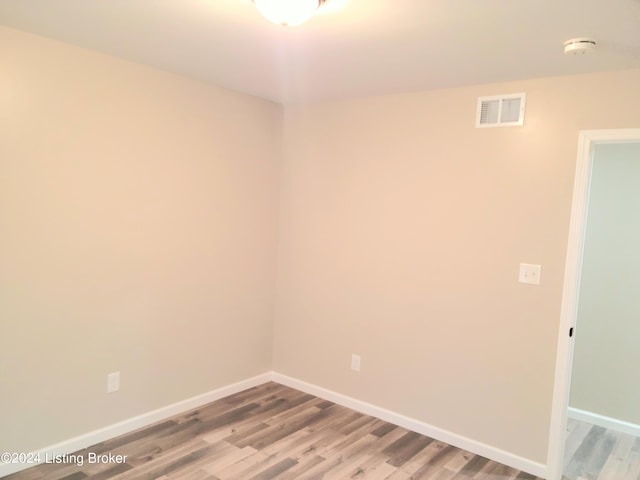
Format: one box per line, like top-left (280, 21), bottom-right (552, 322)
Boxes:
top-left (1, 1), bottom-right (640, 479)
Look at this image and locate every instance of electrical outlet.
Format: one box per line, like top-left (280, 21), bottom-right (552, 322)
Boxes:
top-left (107, 372), bottom-right (120, 393)
top-left (519, 263), bottom-right (541, 285)
top-left (351, 354), bottom-right (361, 372)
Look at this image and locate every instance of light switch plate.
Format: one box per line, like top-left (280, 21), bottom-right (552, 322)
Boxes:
top-left (519, 263), bottom-right (541, 285)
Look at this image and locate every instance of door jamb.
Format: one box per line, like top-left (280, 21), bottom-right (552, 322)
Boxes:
top-left (547, 128), bottom-right (640, 480)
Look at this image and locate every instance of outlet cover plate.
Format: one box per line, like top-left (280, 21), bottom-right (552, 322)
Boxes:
top-left (351, 354), bottom-right (361, 372)
top-left (107, 372), bottom-right (120, 393)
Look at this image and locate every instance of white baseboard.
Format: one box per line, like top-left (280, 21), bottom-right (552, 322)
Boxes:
top-left (568, 407), bottom-right (640, 437)
top-left (272, 372), bottom-right (548, 479)
top-left (0, 372), bottom-right (272, 477)
top-left (2, 371), bottom-right (548, 479)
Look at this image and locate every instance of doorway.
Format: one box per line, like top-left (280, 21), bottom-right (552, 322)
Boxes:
top-left (547, 129), bottom-right (640, 480)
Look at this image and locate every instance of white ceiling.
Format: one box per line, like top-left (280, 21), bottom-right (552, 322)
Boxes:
top-left (1, 0), bottom-right (639, 104)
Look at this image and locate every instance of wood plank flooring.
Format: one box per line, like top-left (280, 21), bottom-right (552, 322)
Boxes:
top-left (3, 382), bottom-right (542, 480)
top-left (563, 418), bottom-right (640, 480)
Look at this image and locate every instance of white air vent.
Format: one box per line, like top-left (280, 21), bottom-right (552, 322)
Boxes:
top-left (476, 93), bottom-right (526, 128)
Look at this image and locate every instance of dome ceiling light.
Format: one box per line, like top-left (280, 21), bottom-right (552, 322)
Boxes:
top-left (252, 0), bottom-right (327, 26)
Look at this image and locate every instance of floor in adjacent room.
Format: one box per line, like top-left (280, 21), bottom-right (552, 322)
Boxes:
top-left (4, 382), bottom-right (542, 480)
top-left (563, 417), bottom-right (640, 480)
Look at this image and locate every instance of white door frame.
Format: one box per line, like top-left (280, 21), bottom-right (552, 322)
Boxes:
top-left (547, 128), bottom-right (640, 480)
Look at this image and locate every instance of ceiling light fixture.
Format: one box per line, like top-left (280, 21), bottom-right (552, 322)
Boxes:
top-left (252, 0), bottom-right (327, 26)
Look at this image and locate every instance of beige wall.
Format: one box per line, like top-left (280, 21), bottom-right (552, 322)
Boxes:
top-left (3, 22), bottom-right (640, 470)
top-left (274, 70), bottom-right (640, 464)
top-left (0, 27), bottom-right (281, 453)
top-left (570, 143), bottom-right (640, 425)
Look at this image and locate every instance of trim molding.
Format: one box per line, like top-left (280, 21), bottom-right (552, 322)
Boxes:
top-left (568, 407), bottom-right (640, 437)
top-left (2, 371), bottom-right (548, 478)
top-left (271, 372), bottom-right (548, 479)
top-left (0, 372), bottom-right (272, 477)
top-left (547, 129), bottom-right (640, 480)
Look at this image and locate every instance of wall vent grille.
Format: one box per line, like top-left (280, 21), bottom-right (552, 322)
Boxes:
top-left (476, 93), bottom-right (526, 128)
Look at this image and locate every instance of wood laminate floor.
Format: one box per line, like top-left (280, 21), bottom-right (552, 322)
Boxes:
top-left (4, 382), bottom-right (542, 480)
top-left (563, 418), bottom-right (640, 480)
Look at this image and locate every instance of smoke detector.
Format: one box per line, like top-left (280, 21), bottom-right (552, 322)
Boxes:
top-left (564, 38), bottom-right (597, 55)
